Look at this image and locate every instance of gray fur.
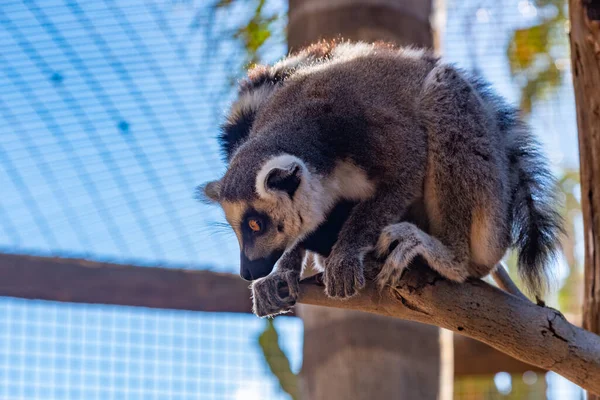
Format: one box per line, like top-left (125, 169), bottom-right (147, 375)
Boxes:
top-left (202, 41), bottom-right (562, 317)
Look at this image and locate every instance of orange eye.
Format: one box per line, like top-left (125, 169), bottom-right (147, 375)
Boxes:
top-left (248, 219), bottom-right (262, 232)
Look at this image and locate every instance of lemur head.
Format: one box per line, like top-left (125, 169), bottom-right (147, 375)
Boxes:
top-left (202, 146), bottom-right (330, 281)
top-left (200, 41), bottom-right (340, 280)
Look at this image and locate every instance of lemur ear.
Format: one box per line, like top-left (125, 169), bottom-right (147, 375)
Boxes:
top-left (265, 162), bottom-right (302, 198)
top-left (198, 180), bottom-right (222, 203)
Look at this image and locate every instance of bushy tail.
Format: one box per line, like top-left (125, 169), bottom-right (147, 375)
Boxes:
top-left (508, 124), bottom-right (564, 295)
top-left (466, 72), bottom-right (563, 295)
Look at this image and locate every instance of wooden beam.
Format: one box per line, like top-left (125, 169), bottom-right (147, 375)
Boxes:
top-left (0, 252), bottom-right (550, 377)
top-left (0, 252), bottom-right (253, 313)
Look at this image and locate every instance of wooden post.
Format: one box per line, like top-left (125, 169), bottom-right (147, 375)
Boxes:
top-left (288, 0), bottom-right (433, 51)
top-left (287, 1), bottom-right (444, 399)
top-left (569, 0), bottom-right (600, 398)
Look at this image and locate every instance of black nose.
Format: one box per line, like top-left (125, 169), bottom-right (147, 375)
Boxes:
top-left (239, 250), bottom-right (284, 281)
top-left (241, 265), bottom-right (253, 281)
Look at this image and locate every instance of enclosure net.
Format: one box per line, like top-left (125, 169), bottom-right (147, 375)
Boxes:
top-left (0, 0), bottom-right (583, 398)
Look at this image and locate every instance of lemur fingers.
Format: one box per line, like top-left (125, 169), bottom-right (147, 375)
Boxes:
top-left (376, 222), bottom-right (470, 290)
top-left (324, 249), bottom-right (366, 299)
top-left (251, 269), bottom-right (300, 318)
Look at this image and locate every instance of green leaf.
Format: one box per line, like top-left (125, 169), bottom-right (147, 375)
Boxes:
top-left (219, 0), bottom-right (282, 68)
top-left (506, 0), bottom-right (567, 114)
top-left (507, 22), bottom-right (551, 74)
top-left (518, 59), bottom-right (561, 113)
top-left (258, 319), bottom-right (300, 400)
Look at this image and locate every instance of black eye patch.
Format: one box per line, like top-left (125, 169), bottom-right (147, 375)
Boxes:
top-left (241, 210), bottom-right (271, 239)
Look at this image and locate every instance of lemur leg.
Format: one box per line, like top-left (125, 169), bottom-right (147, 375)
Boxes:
top-left (376, 65), bottom-right (512, 288)
top-left (251, 246), bottom-right (305, 317)
top-left (325, 189), bottom-right (413, 298)
top-left (376, 222), bottom-right (470, 289)
top-left (377, 229), bottom-right (529, 300)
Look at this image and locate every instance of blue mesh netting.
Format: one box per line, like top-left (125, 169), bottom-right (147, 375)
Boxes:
top-left (0, 0), bottom-right (584, 398)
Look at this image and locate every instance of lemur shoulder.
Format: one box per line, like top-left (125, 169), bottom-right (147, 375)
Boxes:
top-left (201, 41), bottom-right (563, 317)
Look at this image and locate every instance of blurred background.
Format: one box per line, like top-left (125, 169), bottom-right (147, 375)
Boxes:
top-left (0, 0), bottom-right (586, 399)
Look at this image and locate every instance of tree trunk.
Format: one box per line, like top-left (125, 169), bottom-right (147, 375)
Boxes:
top-left (288, 1), bottom-right (445, 399)
top-left (569, 1), bottom-right (600, 399)
top-left (288, 0), bottom-right (434, 51)
top-left (298, 306), bottom-right (444, 399)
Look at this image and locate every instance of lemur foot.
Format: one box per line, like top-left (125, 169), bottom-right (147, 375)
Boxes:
top-left (324, 250), bottom-right (366, 298)
top-left (375, 222), bottom-right (469, 291)
top-left (251, 269), bottom-right (300, 317)
top-left (375, 223), bottom-right (418, 290)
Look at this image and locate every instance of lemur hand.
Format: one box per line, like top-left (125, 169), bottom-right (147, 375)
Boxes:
top-left (251, 269), bottom-right (300, 317)
top-left (324, 246), bottom-right (366, 298)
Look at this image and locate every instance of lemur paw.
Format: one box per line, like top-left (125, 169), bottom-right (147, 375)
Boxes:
top-left (251, 269), bottom-right (300, 318)
top-left (376, 222), bottom-right (470, 290)
top-left (324, 251), bottom-right (366, 298)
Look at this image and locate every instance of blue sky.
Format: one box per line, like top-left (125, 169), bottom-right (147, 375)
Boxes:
top-left (0, 0), bottom-right (582, 399)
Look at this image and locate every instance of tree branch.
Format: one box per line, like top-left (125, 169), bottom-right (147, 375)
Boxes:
top-left (297, 263), bottom-right (600, 394)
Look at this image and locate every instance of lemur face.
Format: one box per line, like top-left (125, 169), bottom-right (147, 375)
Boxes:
top-left (202, 154), bottom-right (329, 281)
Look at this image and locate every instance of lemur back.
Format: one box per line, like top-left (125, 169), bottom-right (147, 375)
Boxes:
top-left (202, 41), bottom-right (562, 316)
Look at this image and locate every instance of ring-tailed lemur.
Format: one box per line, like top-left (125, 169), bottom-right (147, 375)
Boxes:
top-left (201, 41), bottom-right (562, 317)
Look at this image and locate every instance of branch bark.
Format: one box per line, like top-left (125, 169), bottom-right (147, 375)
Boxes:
top-left (569, 4), bottom-right (600, 400)
top-left (569, 1), bottom-right (600, 398)
top-left (297, 264), bottom-right (600, 394)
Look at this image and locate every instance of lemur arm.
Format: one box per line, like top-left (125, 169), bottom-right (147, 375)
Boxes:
top-left (324, 185), bottom-right (413, 298)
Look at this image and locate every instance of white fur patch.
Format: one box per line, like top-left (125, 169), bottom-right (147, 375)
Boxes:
top-left (310, 252), bottom-right (326, 272)
top-left (331, 42), bottom-right (377, 60)
top-left (324, 161), bottom-right (376, 201)
top-left (398, 46), bottom-right (428, 60)
top-left (255, 154), bottom-right (307, 200)
top-left (272, 53), bottom-right (310, 73)
top-left (292, 160), bottom-right (376, 234)
top-left (292, 42), bottom-right (378, 78)
top-left (252, 155), bottom-right (376, 252)
top-left (256, 156), bottom-right (375, 226)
